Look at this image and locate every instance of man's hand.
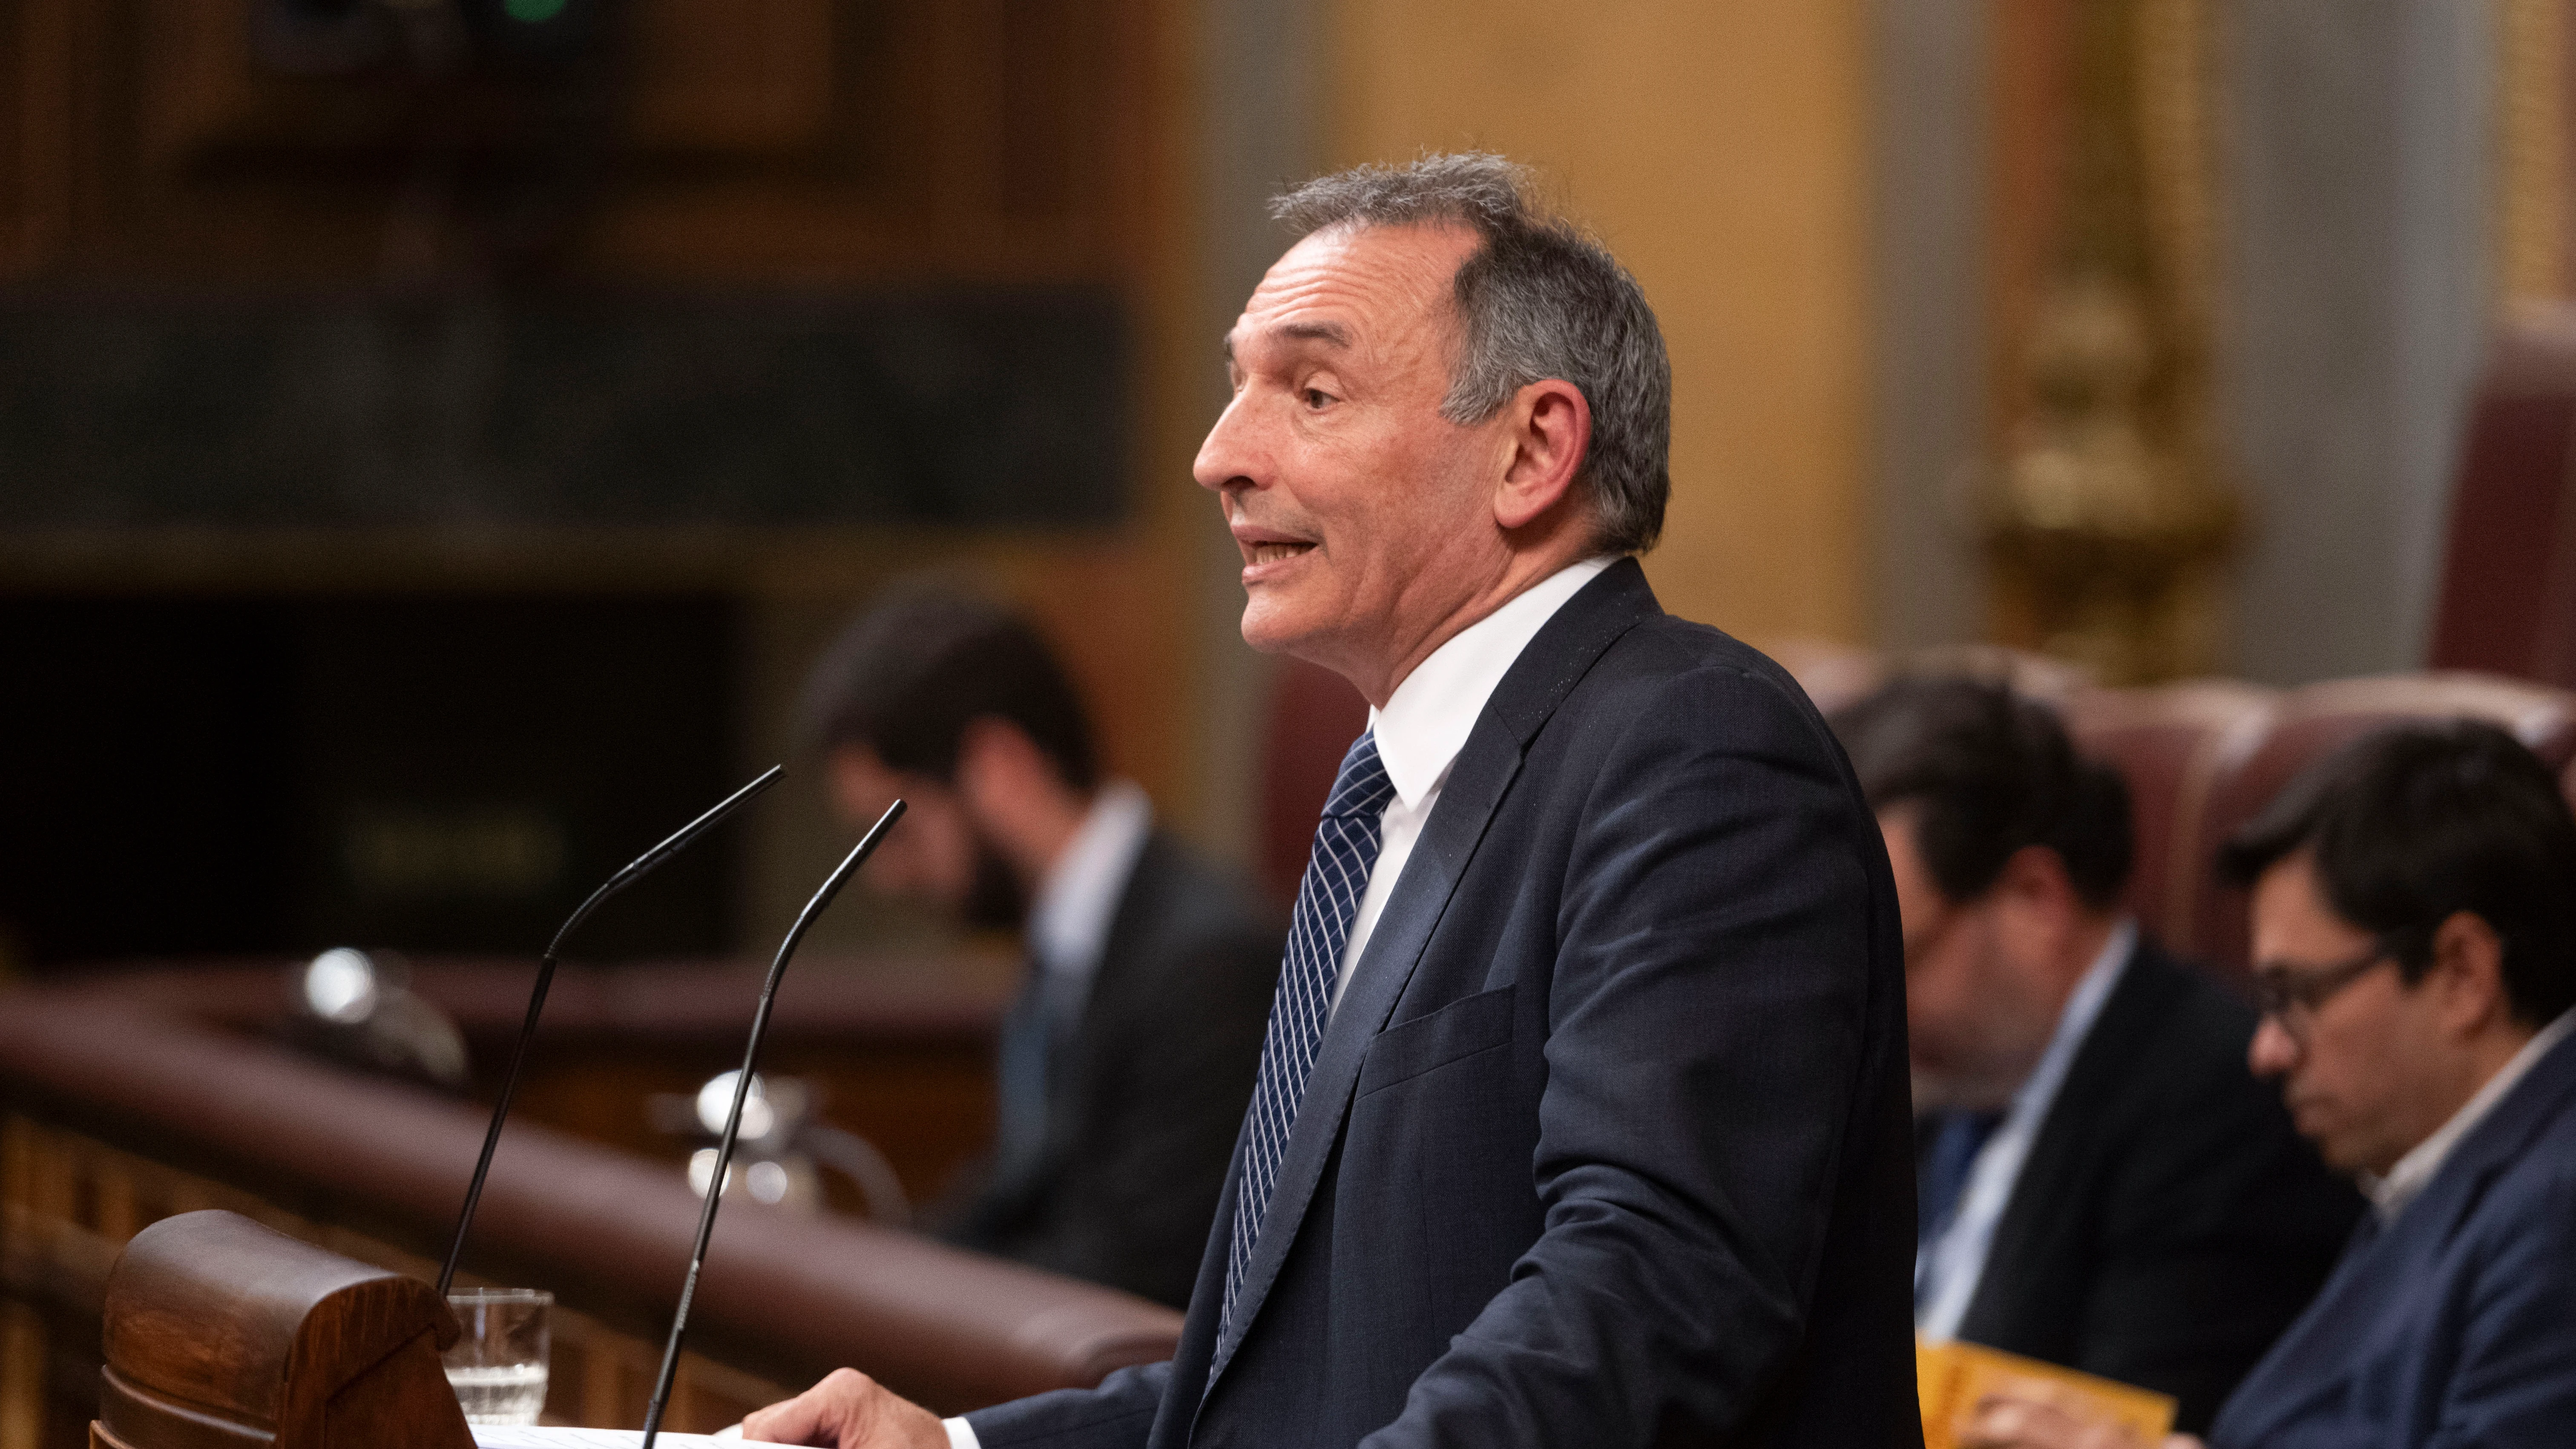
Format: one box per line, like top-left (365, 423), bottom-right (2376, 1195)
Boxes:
top-left (1955, 1389), bottom-right (2203, 1449)
top-left (739, 1368), bottom-right (948, 1449)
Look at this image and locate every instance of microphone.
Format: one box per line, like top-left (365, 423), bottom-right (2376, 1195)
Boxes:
top-left (640, 797), bottom-right (906, 1448)
top-left (435, 765), bottom-right (786, 1298)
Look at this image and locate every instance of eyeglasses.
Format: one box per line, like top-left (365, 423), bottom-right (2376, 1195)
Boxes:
top-left (2249, 947), bottom-right (2392, 1041)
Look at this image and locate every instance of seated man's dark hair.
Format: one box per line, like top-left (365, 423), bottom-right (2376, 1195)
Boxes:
top-left (1829, 675), bottom-right (2133, 911)
top-left (2218, 721), bottom-right (2576, 1027)
top-left (801, 576), bottom-right (1099, 791)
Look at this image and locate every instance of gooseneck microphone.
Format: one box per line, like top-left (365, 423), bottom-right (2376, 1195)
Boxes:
top-left (640, 797), bottom-right (906, 1449)
top-left (435, 765), bottom-right (786, 1298)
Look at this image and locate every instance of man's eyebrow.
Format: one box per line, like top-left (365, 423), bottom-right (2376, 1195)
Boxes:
top-left (1222, 320), bottom-right (1353, 365)
top-left (1279, 320), bottom-right (1351, 348)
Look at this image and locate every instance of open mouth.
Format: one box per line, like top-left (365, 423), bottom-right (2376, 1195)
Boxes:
top-left (1247, 541), bottom-right (1314, 565)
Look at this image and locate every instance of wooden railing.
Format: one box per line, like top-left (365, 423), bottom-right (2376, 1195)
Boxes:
top-left (0, 963), bottom-right (1184, 1447)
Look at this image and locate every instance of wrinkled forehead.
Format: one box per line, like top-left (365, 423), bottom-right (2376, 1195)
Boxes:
top-left (1224, 221), bottom-right (1479, 368)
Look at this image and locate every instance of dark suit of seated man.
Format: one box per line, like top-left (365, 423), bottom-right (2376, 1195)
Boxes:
top-left (805, 582), bottom-right (1280, 1309)
top-left (1831, 678), bottom-right (2362, 1434)
top-left (1969, 721), bottom-right (2576, 1449)
top-left (748, 152), bottom-right (1921, 1449)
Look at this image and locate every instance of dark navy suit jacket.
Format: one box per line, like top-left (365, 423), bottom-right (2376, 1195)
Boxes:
top-left (1947, 940), bottom-right (2362, 1432)
top-left (963, 561), bottom-right (1921, 1448)
top-left (948, 832), bottom-right (1281, 1309)
top-left (2208, 1022), bottom-right (2576, 1448)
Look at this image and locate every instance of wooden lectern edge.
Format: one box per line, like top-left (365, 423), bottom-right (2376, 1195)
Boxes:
top-left (94, 1210), bottom-right (474, 1449)
top-left (93, 1366), bottom-right (270, 1447)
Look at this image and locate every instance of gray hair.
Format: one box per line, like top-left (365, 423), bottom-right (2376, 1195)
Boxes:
top-left (1270, 153), bottom-right (1671, 554)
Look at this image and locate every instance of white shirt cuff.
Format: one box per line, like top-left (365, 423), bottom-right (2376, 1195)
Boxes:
top-left (942, 1417), bottom-right (981, 1449)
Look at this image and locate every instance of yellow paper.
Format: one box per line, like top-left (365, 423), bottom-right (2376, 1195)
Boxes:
top-left (1915, 1338), bottom-right (2176, 1449)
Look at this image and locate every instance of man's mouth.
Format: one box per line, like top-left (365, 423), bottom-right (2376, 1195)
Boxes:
top-left (1231, 522), bottom-right (1318, 573)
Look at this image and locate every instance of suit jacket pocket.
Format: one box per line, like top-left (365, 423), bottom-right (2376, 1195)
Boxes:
top-left (1355, 985), bottom-right (1515, 1098)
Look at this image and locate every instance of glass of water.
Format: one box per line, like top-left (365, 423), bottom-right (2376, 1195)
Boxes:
top-left (443, 1288), bottom-right (551, 1425)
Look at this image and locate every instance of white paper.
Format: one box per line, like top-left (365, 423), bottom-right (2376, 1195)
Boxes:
top-left (470, 1428), bottom-right (742, 1448)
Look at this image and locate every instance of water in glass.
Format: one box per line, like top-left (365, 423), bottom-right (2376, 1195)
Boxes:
top-left (443, 1288), bottom-right (551, 1426)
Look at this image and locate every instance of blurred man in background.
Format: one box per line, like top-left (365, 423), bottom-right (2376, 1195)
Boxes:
top-left (1969, 720), bottom-right (2576, 1449)
top-left (1832, 677), bottom-right (2360, 1432)
top-left (804, 579), bottom-right (1279, 1308)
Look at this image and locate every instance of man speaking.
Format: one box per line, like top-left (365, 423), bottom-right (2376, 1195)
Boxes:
top-left (746, 153), bottom-right (1920, 1449)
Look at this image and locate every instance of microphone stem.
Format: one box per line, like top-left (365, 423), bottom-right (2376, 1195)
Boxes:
top-left (640, 798), bottom-right (904, 1449)
top-left (435, 765), bottom-right (782, 1299)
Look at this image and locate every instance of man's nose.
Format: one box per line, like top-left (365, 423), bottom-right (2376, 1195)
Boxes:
top-left (2248, 1015), bottom-right (2299, 1080)
top-left (1193, 392), bottom-right (1265, 495)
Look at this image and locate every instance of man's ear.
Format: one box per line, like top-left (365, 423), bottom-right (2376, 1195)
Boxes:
top-left (2428, 909), bottom-right (2510, 1036)
top-left (1493, 378), bottom-right (1591, 531)
top-left (952, 716), bottom-right (1046, 807)
top-left (1993, 844), bottom-right (2080, 914)
top-left (824, 743), bottom-right (893, 823)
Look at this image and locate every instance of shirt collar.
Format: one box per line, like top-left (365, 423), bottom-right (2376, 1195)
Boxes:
top-left (1026, 779), bottom-right (1153, 980)
top-left (2367, 1004), bottom-right (2576, 1223)
top-left (1367, 557), bottom-right (1615, 808)
top-left (2007, 917), bottom-right (2137, 1121)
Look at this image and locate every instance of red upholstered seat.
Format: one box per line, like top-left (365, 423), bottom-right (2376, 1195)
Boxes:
top-left (1259, 658), bottom-right (1371, 906)
top-left (2429, 308), bottom-right (2576, 689)
top-left (2177, 673), bottom-right (2576, 978)
top-left (2064, 680), bottom-right (2278, 966)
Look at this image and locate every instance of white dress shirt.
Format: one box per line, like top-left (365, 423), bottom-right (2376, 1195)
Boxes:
top-left (2365, 1004), bottom-right (2576, 1224)
top-left (1332, 555), bottom-right (1613, 1007)
top-left (1915, 918), bottom-right (2137, 1340)
top-left (939, 558), bottom-right (1611, 1449)
top-left (1026, 779), bottom-right (1155, 994)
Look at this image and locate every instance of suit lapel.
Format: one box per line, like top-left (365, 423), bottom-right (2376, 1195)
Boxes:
top-left (2217, 1212), bottom-right (2403, 1442)
top-left (1202, 561), bottom-right (1661, 1384)
top-left (1049, 836), bottom-right (1166, 1165)
top-left (1957, 941), bottom-right (2174, 1341)
top-left (2402, 1023), bottom-right (2576, 1245)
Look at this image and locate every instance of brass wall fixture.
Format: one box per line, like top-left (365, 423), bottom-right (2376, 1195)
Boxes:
top-left (1981, 0), bottom-right (2240, 684)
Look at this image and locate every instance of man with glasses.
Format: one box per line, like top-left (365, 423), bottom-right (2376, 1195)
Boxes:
top-left (1831, 677), bottom-right (2358, 1434)
top-left (1968, 719), bottom-right (2576, 1449)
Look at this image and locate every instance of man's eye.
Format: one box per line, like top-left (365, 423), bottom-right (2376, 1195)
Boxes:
top-left (1304, 388), bottom-right (1334, 408)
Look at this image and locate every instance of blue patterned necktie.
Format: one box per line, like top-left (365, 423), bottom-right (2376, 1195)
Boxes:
top-left (1222, 730), bottom-right (1397, 1334)
top-left (988, 956), bottom-right (1065, 1199)
top-left (1917, 1108), bottom-right (2005, 1245)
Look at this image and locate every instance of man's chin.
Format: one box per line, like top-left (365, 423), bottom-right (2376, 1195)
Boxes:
top-left (1239, 596), bottom-right (1319, 658)
top-left (1909, 1069), bottom-right (2013, 1116)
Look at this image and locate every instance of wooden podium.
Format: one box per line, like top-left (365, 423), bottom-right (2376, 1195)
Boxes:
top-left (90, 1210), bottom-right (476, 1449)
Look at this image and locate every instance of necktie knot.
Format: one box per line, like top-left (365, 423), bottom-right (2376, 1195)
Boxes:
top-left (1322, 730), bottom-right (1397, 819)
top-left (1918, 1107), bottom-right (2007, 1246)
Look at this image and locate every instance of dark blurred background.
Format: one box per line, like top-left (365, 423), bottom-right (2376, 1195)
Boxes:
top-left (9, 0), bottom-right (2576, 974)
top-left (0, 0), bottom-right (1183, 975)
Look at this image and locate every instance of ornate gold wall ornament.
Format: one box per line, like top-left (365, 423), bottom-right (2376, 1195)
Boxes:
top-left (1983, 273), bottom-right (2237, 684)
top-left (1980, 0), bottom-right (2239, 684)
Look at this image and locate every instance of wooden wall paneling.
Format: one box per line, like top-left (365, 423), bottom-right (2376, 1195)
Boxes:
top-left (596, 6), bottom-right (908, 276)
top-left (0, 1114), bottom-right (49, 1449)
top-left (2496, 0), bottom-right (2570, 308)
top-left (1979, 0), bottom-right (2073, 649)
top-left (625, 0), bottom-right (838, 155)
top-left (930, 0), bottom-right (1012, 249)
top-left (1, 0), bottom-right (75, 276)
top-left (12, 0), bottom-right (1144, 283)
top-left (0, 1295), bottom-right (40, 1449)
top-left (998, 0), bottom-right (1078, 223)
